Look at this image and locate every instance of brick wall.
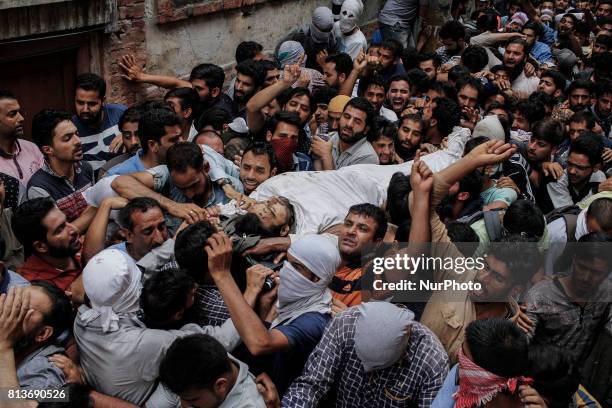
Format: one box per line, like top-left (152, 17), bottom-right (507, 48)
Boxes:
top-left (102, 0), bottom-right (149, 105)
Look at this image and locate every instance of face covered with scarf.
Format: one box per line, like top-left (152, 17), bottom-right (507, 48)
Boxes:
top-left (338, 0), bottom-right (363, 34)
top-left (273, 234), bottom-right (341, 327)
top-left (266, 117), bottom-right (300, 172)
top-left (79, 248), bottom-right (142, 333)
top-left (277, 41), bottom-right (307, 69)
top-left (354, 302), bottom-right (414, 372)
top-left (310, 6), bottom-right (335, 43)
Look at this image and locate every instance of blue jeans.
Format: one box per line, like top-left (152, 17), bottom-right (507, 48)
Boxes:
top-left (379, 22), bottom-right (414, 51)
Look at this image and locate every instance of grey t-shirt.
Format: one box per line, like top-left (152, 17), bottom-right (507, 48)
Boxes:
top-left (378, 0), bottom-right (421, 28)
top-left (17, 344), bottom-right (66, 391)
top-left (330, 133), bottom-right (379, 169)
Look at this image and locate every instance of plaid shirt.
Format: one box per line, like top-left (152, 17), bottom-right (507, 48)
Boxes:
top-left (160, 262), bottom-right (230, 327)
top-left (282, 308), bottom-right (449, 408)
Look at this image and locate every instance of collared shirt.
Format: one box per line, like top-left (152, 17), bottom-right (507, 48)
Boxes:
top-left (0, 139), bottom-right (44, 187)
top-left (17, 344), bottom-right (66, 391)
top-left (0, 268), bottom-right (30, 294)
top-left (282, 308), bottom-right (449, 408)
top-left (525, 277), bottom-right (612, 363)
top-left (191, 285), bottom-right (231, 327)
top-left (547, 171), bottom-right (607, 209)
top-left (105, 150), bottom-right (146, 177)
top-left (74, 306), bottom-right (240, 406)
top-left (530, 41), bottom-right (553, 65)
top-left (293, 152), bottom-right (314, 172)
top-left (73, 104), bottom-right (127, 171)
top-left (331, 133), bottom-right (379, 169)
top-left (17, 254), bottom-right (82, 291)
top-left (27, 161), bottom-right (94, 221)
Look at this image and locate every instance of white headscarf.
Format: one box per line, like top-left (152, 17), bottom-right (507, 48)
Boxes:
top-left (339, 0), bottom-right (363, 34)
top-left (79, 249), bottom-right (142, 333)
top-left (472, 115), bottom-right (505, 142)
top-left (273, 234), bottom-right (340, 327)
top-left (310, 7), bottom-right (334, 43)
top-left (354, 302), bottom-right (415, 372)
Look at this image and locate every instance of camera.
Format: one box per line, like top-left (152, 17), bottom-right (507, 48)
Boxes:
top-left (262, 276), bottom-right (277, 292)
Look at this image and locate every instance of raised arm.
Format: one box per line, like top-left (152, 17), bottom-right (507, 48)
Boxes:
top-left (82, 197), bottom-right (128, 264)
top-left (246, 63), bottom-right (302, 134)
top-left (338, 51), bottom-right (367, 97)
top-left (119, 54), bottom-right (192, 90)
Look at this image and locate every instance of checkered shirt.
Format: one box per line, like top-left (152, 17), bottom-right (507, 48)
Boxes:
top-left (282, 307), bottom-right (449, 408)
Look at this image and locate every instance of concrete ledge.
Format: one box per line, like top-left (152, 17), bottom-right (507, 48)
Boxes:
top-left (156, 0), bottom-right (281, 24)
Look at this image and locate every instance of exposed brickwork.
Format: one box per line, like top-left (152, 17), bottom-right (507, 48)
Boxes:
top-left (101, 0), bottom-right (149, 105)
top-left (156, 0), bottom-right (277, 24)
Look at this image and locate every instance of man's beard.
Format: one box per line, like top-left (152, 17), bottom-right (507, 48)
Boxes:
top-left (504, 61), bottom-right (525, 82)
top-left (47, 240), bottom-right (81, 258)
top-left (233, 213), bottom-right (279, 238)
top-left (78, 110), bottom-right (102, 126)
top-left (395, 142), bottom-right (418, 161)
top-left (233, 92), bottom-right (251, 105)
top-left (338, 128), bottom-right (366, 144)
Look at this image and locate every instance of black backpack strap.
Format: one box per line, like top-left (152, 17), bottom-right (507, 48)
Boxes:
top-left (563, 213), bottom-right (578, 242)
top-left (483, 211), bottom-right (504, 242)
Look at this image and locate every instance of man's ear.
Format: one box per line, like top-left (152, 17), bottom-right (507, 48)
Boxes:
top-left (280, 224), bottom-right (290, 237)
top-left (430, 118), bottom-right (438, 129)
top-left (184, 107), bottom-right (193, 120)
top-left (457, 192), bottom-right (470, 201)
top-left (266, 131), bottom-right (273, 142)
top-left (593, 162), bottom-right (601, 172)
top-left (364, 125), bottom-right (370, 135)
top-left (211, 87), bottom-right (221, 99)
top-left (213, 376), bottom-right (230, 396)
top-left (554, 89), bottom-right (562, 99)
top-left (120, 227), bottom-right (133, 244)
top-left (41, 145), bottom-right (53, 157)
top-left (148, 140), bottom-right (159, 154)
top-left (34, 325), bottom-right (54, 344)
top-left (32, 240), bottom-right (48, 255)
top-left (339, 73), bottom-right (347, 84)
top-left (270, 167), bottom-right (278, 177)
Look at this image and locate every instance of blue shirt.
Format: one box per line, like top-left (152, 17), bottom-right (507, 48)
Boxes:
top-left (106, 150), bottom-right (146, 176)
top-left (0, 269), bottom-right (30, 294)
top-left (73, 104), bottom-right (127, 171)
top-left (274, 312), bottom-right (332, 396)
top-left (109, 242), bottom-right (128, 254)
top-left (431, 364), bottom-right (458, 408)
top-left (530, 41), bottom-right (553, 65)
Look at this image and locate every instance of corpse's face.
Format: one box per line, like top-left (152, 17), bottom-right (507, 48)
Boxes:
top-left (247, 199), bottom-right (290, 236)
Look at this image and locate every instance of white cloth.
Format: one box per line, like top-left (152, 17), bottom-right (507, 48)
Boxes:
top-left (333, 23), bottom-right (367, 60)
top-left (379, 106), bottom-right (399, 122)
top-left (511, 71), bottom-right (539, 95)
top-left (338, 0), bottom-right (363, 33)
top-left (274, 234), bottom-right (341, 327)
top-left (250, 126), bottom-right (471, 237)
top-left (79, 249), bottom-right (142, 333)
top-left (355, 302), bottom-right (414, 372)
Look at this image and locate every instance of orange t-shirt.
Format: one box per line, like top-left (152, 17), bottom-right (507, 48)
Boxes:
top-left (330, 266), bottom-right (363, 307)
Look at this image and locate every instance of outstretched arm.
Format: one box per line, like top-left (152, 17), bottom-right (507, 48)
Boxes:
top-left (82, 197), bottom-right (128, 264)
top-left (119, 54), bottom-right (192, 90)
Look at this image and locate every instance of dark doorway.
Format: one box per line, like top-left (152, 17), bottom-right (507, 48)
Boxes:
top-left (0, 49), bottom-right (78, 140)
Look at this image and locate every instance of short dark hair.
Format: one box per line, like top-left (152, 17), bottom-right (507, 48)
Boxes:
top-left (242, 141), bottom-right (277, 170)
top-left (439, 20), bottom-right (466, 41)
top-left (594, 33), bottom-right (612, 49)
top-left (587, 197), bottom-right (612, 232)
top-left (279, 87), bottom-right (315, 116)
top-left (561, 13), bottom-right (578, 26)
top-left (488, 236), bottom-right (542, 285)
top-left (190, 64), bottom-right (225, 91)
top-left (570, 132), bottom-right (604, 166)
top-left (540, 70), bottom-right (567, 92)
top-left (75, 73), bottom-right (106, 99)
top-left (164, 87), bottom-right (200, 115)
top-left (344, 97), bottom-right (376, 131)
top-left (569, 110), bottom-right (597, 128)
top-left (160, 334), bottom-right (232, 395)
top-left (574, 232), bottom-right (612, 265)
top-left (399, 113), bottom-right (425, 130)
top-left (325, 53), bottom-right (353, 77)
top-left (12, 197), bottom-right (56, 256)
top-left (461, 46), bottom-right (489, 73)
top-left (268, 111), bottom-right (302, 135)
top-left (504, 199), bottom-right (545, 240)
top-left (368, 117), bottom-right (398, 144)
top-left (141, 268), bottom-right (195, 327)
top-left (567, 79), bottom-right (594, 97)
top-left (30, 280), bottom-right (72, 343)
top-left (427, 81), bottom-right (458, 100)
top-left (118, 106), bottom-right (141, 130)
top-left (347, 203), bottom-right (388, 240)
top-left (522, 21), bottom-right (543, 38)
top-left (194, 107), bottom-right (233, 132)
top-left (175, 221), bottom-right (217, 280)
top-left (448, 65), bottom-right (471, 83)
top-left (531, 118), bottom-right (565, 146)
top-left (381, 39), bottom-right (404, 60)
top-left (512, 99), bottom-right (546, 124)
top-left (31, 109), bottom-right (73, 149)
top-left (235, 59), bottom-right (265, 89)
top-left (118, 197), bottom-right (163, 231)
top-left (477, 11), bottom-right (500, 31)
top-left (139, 106), bottom-right (181, 154)
top-left (167, 142), bottom-right (204, 173)
top-left (456, 76), bottom-right (484, 102)
top-left (528, 91), bottom-right (555, 111)
top-left (595, 79), bottom-right (612, 98)
top-left (528, 346), bottom-right (580, 408)
top-left (358, 73), bottom-right (387, 97)
top-left (432, 97), bottom-right (461, 136)
top-left (312, 86), bottom-right (338, 105)
top-left (416, 52), bottom-right (442, 69)
top-left (465, 318), bottom-right (529, 377)
top-left (386, 172), bottom-right (411, 225)
top-left (0, 89), bottom-right (17, 101)
top-left (406, 69), bottom-right (431, 94)
top-left (506, 37), bottom-right (528, 54)
top-left (235, 41), bottom-right (263, 63)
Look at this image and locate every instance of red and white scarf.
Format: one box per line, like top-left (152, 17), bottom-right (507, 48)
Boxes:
top-left (453, 348), bottom-right (531, 408)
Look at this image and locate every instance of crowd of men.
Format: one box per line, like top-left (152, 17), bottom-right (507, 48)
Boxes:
top-left (1, 0), bottom-right (612, 406)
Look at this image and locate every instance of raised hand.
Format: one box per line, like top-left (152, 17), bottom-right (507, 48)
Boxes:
top-left (410, 152), bottom-right (434, 194)
top-left (353, 50), bottom-right (367, 73)
top-left (205, 232), bottom-right (233, 280)
top-left (118, 54), bottom-right (145, 82)
top-left (466, 139), bottom-right (517, 167)
top-left (0, 287), bottom-right (31, 349)
top-left (282, 63), bottom-right (302, 86)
